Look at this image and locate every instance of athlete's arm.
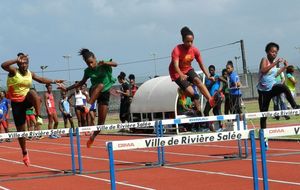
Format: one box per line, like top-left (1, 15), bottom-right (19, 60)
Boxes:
top-left (173, 60), bottom-right (187, 80)
top-left (65, 76), bottom-right (89, 92)
top-left (99, 59), bottom-right (118, 67)
top-left (32, 72), bottom-right (64, 85)
top-left (260, 57), bottom-right (283, 74)
top-left (1, 58), bottom-right (19, 76)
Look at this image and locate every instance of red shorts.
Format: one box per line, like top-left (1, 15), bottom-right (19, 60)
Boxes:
top-left (26, 114), bottom-right (36, 121)
top-left (47, 108), bottom-right (57, 115)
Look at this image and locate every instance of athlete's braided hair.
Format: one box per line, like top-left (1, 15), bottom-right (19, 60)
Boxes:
top-left (180, 26), bottom-right (194, 41)
top-left (78, 48), bottom-right (95, 61)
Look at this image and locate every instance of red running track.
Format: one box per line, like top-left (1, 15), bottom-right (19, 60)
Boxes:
top-left (0, 134), bottom-right (299, 190)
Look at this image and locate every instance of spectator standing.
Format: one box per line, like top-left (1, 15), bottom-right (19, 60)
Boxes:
top-left (59, 91), bottom-right (75, 130)
top-left (0, 91), bottom-right (10, 142)
top-left (219, 69), bottom-right (230, 115)
top-left (45, 84), bottom-right (60, 138)
top-left (226, 61), bottom-right (243, 115)
top-left (285, 65), bottom-right (297, 108)
top-left (117, 72), bottom-right (130, 123)
top-left (272, 64), bottom-right (289, 120)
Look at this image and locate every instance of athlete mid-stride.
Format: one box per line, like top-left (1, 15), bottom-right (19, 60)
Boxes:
top-left (169, 26), bottom-right (221, 115)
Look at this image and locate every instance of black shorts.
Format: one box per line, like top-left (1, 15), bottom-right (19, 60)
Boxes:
top-left (175, 69), bottom-right (200, 90)
top-left (229, 94), bottom-right (243, 114)
top-left (11, 99), bottom-right (33, 127)
top-left (62, 113), bottom-right (72, 119)
top-left (89, 86), bottom-right (110, 106)
top-left (97, 90), bottom-right (110, 106)
top-left (75, 106), bottom-right (85, 113)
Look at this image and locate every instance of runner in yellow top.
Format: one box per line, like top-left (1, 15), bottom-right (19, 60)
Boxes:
top-left (1, 53), bottom-right (64, 167)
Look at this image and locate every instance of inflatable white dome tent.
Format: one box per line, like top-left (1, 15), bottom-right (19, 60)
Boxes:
top-left (130, 71), bottom-right (204, 134)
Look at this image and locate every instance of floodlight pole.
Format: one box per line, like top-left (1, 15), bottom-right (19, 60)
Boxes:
top-left (234, 56), bottom-right (241, 74)
top-left (240, 40), bottom-right (247, 74)
top-left (40, 65), bottom-right (48, 78)
top-left (63, 55), bottom-right (71, 85)
top-left (151, 53), bottom-right (157, 77)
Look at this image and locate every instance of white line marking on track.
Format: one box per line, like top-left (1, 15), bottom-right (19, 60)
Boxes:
top-left (165, 166), bottom-right (300, 186)
top-left (0, 186), bottom-right (10, 190)
top-left (78, 174), bottom-right (156, 190)
top-left (0, 156), bottom-right (155, 190)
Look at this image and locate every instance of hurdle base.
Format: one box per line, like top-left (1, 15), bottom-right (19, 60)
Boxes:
top-left (63, 169), bottom-right (80, 174)
top-left (223, 154), bottom-right (240, 159)
top-left (145, 162), bottom-right (162, 167)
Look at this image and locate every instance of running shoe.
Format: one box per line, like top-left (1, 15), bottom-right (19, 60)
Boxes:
top-left (36, 116), bottom-right (43, 125)
top-left (36, 136), bottom-right (44, 140)
top-left (23, 153), bottom-right (30, 167)
top-left (84, 103), bottom-right (91, 113)
top-left (86, 137), bottom-right (94, 148)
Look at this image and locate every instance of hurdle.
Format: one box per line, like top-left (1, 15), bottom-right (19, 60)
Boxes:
top-left (258, 125), bottom-right (300, 190)
top-left (159, 113), bottom-right (248, 162)
top-left (75, 120), bottom-right (157, 173)
top-left (74, 113), bottom-right (247, 173)
top-left (0, 127), bottom-right (78, 177)
top-left (106, 128), bottom-right (259, 190)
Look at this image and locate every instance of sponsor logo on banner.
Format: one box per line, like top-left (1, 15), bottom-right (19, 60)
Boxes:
top-left (118, 143), bottom-right (135, 148)
top-left (189, 117), bottom-right (209, 122)
top-left (247, 113), bottom-right (260, 117)
top-left (81, 128), bottom-right (91, 132)
top-left (269, 128), bottom-right (285, 134)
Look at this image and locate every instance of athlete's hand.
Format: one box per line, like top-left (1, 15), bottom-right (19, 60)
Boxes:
top-left (17, 54), bottom-right (29, 64)
top-left (283, 60), bottom-right (288, 67)
top-left (276, 58), bottom-right (284, 63)
top-left (180, 74), bottom-right (188, 81)
top-left (208, 76), bottom-right (215, 82)
top-left (57, 84), bottom-right (67, 91)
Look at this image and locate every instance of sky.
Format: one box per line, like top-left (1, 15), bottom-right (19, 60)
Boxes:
top-left (0, 0), bottom-right (299, 89)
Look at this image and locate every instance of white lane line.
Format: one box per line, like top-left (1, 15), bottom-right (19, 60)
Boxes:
top-left (165, 166), bottom-right (300, 186)
top-left (0, 157), bottom-right (155, 190)
top-left (0, 186), bottom-right (10, 190)
top-left (78, 174), bottom-right (156, 190)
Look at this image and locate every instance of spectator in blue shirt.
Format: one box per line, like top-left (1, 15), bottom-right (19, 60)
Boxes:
top-left (226, 61), bottom-right (242, 114)
top-left (0, 91), bottom-right (10, 142)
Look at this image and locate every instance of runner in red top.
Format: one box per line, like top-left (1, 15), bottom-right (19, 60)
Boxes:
top-left (169, 26), bottom-right (219, 114)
